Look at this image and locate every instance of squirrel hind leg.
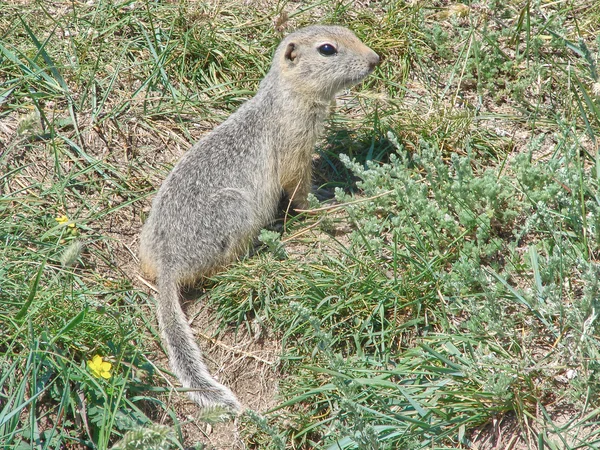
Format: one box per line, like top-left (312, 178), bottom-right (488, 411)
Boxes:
top-left (201, 188), bottom-right (264, 264)
top-left (139, 223), bottom-right (159, 280)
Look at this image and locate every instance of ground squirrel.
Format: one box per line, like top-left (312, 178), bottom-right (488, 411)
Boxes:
top-left (139, 25), bottom-right (379, 412)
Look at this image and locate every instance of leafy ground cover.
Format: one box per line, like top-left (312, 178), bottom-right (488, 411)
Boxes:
top-left (1, 0), bottom-right (599, 449)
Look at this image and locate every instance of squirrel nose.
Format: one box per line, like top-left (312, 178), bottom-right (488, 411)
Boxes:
top-left (367, 51), bottom-right (380, 70)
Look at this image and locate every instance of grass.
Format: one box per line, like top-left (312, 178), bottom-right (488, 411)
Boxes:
top-left (1, 0), bottom-right (599, 449)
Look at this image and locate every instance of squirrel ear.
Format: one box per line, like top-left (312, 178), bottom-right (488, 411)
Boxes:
top-left (284, 43), bottom-right (298, 64)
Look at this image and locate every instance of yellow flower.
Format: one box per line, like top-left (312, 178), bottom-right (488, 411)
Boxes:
top-left (55, 215), bottom-right (76, 228)
top-left (87, 355), bottom-right (112, 379)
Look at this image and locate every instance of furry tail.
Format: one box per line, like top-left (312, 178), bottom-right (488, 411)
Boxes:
top-left (156, 272), bottom-right (241, 412)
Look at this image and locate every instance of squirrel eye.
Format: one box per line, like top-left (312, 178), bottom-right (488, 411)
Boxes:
top-left (318, 43), bottom-right (337, 56)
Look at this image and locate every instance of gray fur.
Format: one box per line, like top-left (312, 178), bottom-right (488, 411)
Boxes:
top-left (139, 25), bottom-right (379, 412)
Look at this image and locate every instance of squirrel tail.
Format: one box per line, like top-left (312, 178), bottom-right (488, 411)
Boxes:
top-left (156, 272), bottom-right (241, 413)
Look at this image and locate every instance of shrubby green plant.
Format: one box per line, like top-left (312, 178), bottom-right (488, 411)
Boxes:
top-left (237, 122), bottom-right (600, 447)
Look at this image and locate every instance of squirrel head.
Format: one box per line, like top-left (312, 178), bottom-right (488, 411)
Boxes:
top-left (271, 25), bottom-right (379, 101)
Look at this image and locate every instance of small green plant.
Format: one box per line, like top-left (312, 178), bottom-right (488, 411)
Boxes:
top-left (258, 229), bottom-right (287, 260)
top-left (110, 424), bottom-right (175, 450)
